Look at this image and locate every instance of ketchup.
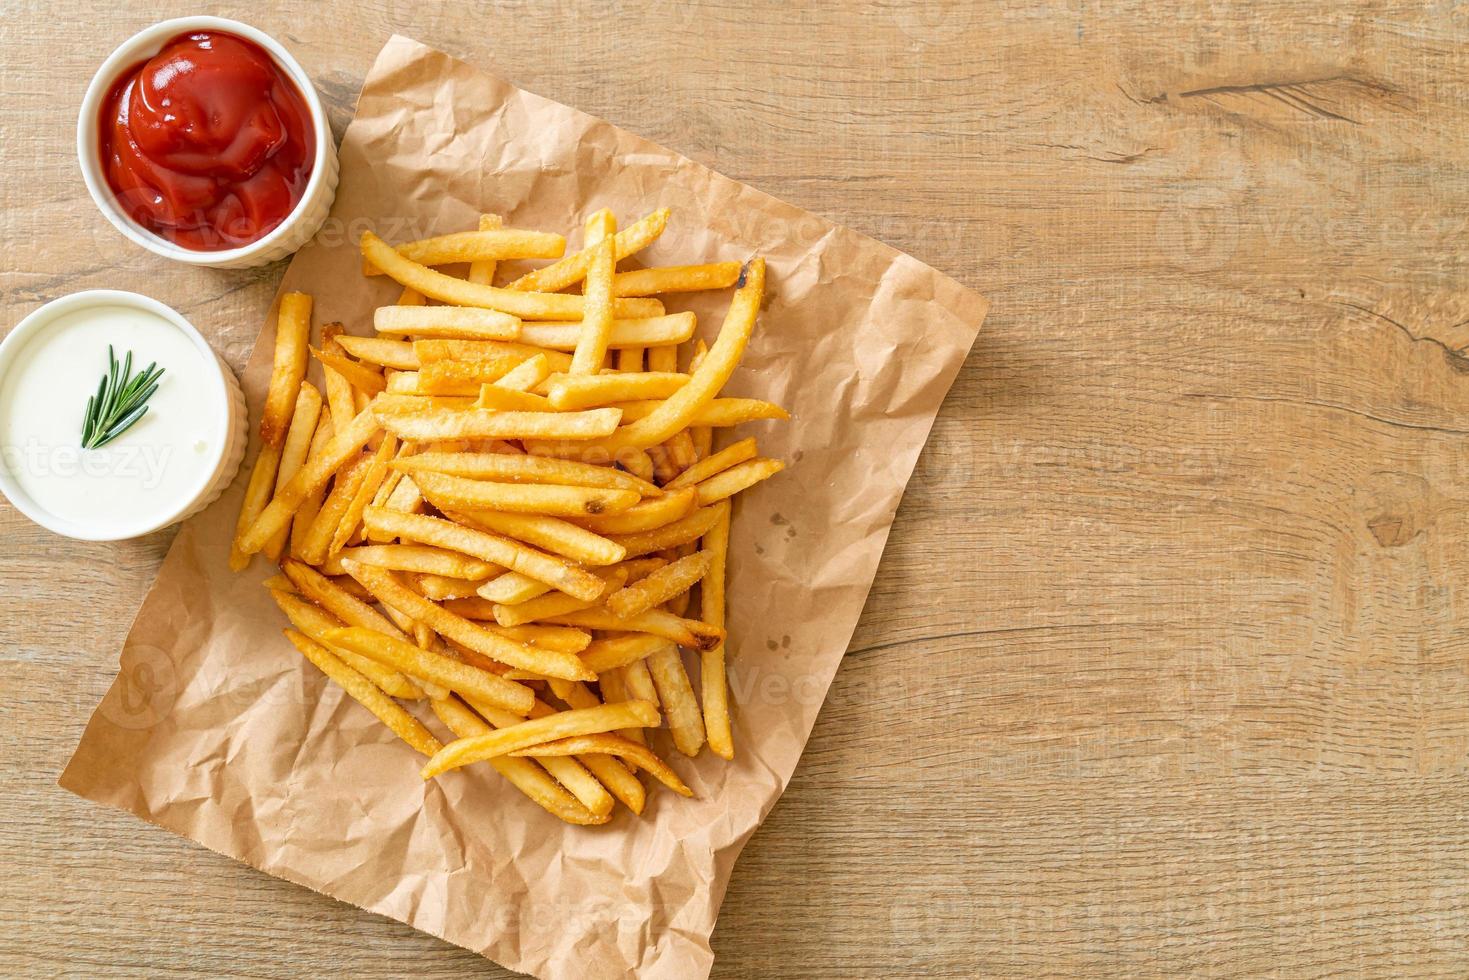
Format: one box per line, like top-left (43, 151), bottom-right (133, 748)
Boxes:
top-left (97, 31), bottom-right (315, 251)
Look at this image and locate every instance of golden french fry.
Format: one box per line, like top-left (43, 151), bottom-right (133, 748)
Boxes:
top-left (645, 343), bottom-right (678, 374)
top-left (319, 323), bottom-right (360, 430)
top-left (488, 624), bottom-right (592, 653)
top-left (284, 630), bottom-right (442, 757)
top-left (361, 231), bottom-right (663, 321)
top-left (340, 543), bottom-right (501, 579)
top-left (615, 347), bottom-right (643, 372)
top-left (364, 508), bottom-right (605, 601)
top-left (376, 406), bottom-right (622, 442)
top-left (546, 371), bottom-right (689, 411)
top-left (611, 262), bottom-right (742, 296)
top-left (421, 700), bottom-right (660, 778)
top-left (575, 486), bottom-right (696, 535)
top-left (430, 696), bottom-right (604, 825)
top-left (414, 339), bottom-right (574, 374)
top-left (605, 505), bottom-right (722, 558)
top-left (606, 551), bottom-right (713, 619)
top-left (414, 573), bottom-right (493, 601)
top-left (688, 339), bottom-right (713, 459)
top-left (466, 214), bottom-right (504, 285)
top-left (547, 606), bottom-right (724, 651)
top-left (363, 227), bottom-right (564, 274)
top-left (261, 573), bottom-right (295, 592)
top-left (296, 454), bottom-right (371, 566)
top-left (415, 471), bottom-right (639, 518)
top-left (330, 434), bottom-right (398, 554)
top-left (466, 696), bottom-right (616, 818)
top-left (410, 358), bottom-right (521, 396)
top-left (395, 451), bottom-right (659, 496)
top-left (507, 208), bottom-right (669, 293)
top-left (325, 626), bottom-right (534, 715)
top-left (579, 633), bottom-right (669, 673)
top-left (570, 222), bottom-right (616, 374)
top-left (596, 668), bottom-right (647, 748)
top-left (441, 596), bottom-right (505, 619)
top-left (512, 734), bottom-right (692, 796)
top-left (492, 353), bottom-right (553, 392)
top-left (475, 572), bottom-right (553, 605)
top-left (260, 292), bottom-right (311, 446)
top-left (543, 679), bottom-right (646, 814)
top-left (701, 499), bottom-right (733, 758)
top-left (263, 382), bottom-right (325, 561)
top-left (368, 439), bottom-right (414, 515)
top-left (342, 559), bottom-right (594, 685)
top-left (385, 371), bottom-right (422, 394)
top-left (695, 457), bottom-right (785, 506)
top-left (311, 346), bottom-right (386, 396)
top-left (576, 260), bottom-right (764, 453)
top-left (281, 558), bottom-right (409, 642)
top-left (374, 393), bottom-right (479, 412)
top-left (657, 430), bottom-right (698, 481)
top-left (229, 441), bottom-right (282, 571)
top-left (612, 396), bottom-right (788, 426)
top-left (336, 335), bottom-right (419, 370)
top-left (666, 436), bottom-right (757, 489)
top-left (522, 404), bottom-right (783, 462)
top-left (623, 657), bottom-right (659, 707)
top-left (473, 386), bottom-right (555, 412)
top-left (647, 644), bottom-right (705, 757)
top-left (491, 570), bottom-right (628, 630)
top-left (268, 587), bottom-right (423, 699)
top-left (374, 305), bottom-right (521, 340)
top-left (238, 405), bottom-right (383, 556)
top-left (517, 312), bottom-right (695, 351)
top-left (452, 509), bottom-right (627, 566)
top-left (290, 414), bottom-right (335, 557)
top-left (620, 448), bottom-right (657, 484)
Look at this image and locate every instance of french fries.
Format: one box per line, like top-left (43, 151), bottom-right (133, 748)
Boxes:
top-left (375, 406), bottom-right (623, 442)
top-left (606, 550), bottom-right (712, 619)
top-left (394, 450), bottom-right (659, 495)
top-left (421, 700), bottom-right (660, 778)
top-left (231, 206), bottom-right (787, 824)
top-left (361, 232), bottom-right (664, 321)
top-left (430, 695), bottom-right (604, 825)
top-left (260, 293), bottom-right (312, 447)
top-left (700, 500), bottom-right (734, 758)
top-left (363, 227), bottom-right (565, 274)
top-left (284, 631), bottom-right (442, 757)
top-left (569, 211), bottom-right (616, 375)
top-left (374, 306), bottom-right (520, 340)
top-left (415, 471), bottom-right (639, 518)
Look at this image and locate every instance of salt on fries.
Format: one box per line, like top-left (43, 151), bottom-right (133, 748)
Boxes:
top-left (230, 207), bottom-right (788, 824)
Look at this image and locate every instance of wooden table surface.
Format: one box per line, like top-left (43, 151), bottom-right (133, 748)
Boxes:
top-left (4, 1), bottom-right (1468, 976)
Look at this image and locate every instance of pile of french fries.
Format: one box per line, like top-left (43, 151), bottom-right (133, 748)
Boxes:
top-left (228, 207), bottom-right (786, 825)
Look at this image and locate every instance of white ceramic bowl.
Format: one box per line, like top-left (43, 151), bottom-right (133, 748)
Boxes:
top-left (77, 17), bottom-right (339, 269)
top-left (0, 290), bottom-right (246, 541)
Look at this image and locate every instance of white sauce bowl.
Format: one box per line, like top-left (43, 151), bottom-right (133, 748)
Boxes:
top-left (77, 16), bottom-right (339, 269)
top-left (0, 291), bottom-right (246, 540)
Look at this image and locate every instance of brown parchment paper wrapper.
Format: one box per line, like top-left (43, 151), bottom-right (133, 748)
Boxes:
top-left (61, 35), bottom-right (987, 980)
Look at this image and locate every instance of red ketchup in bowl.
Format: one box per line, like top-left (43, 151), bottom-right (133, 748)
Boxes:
top-left (97, 30), bottom-right (315, 251)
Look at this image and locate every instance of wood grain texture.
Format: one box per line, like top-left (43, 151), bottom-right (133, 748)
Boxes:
top-left (3, 0), bottom-right (1468, 976)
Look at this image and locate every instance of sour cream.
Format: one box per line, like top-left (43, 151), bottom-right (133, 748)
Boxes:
top-left (0, 291), bottom-right (245, 540)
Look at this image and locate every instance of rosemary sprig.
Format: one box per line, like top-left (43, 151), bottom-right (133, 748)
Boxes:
top-left (81, 345), bottom-right (165, 450)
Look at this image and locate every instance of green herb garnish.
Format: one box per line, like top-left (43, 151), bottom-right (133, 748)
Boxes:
top-left (81, 345), bottom-right (165, 450)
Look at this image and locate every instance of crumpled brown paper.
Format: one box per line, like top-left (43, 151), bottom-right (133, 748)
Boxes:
top-left (60, 35), bottom-right (987, 979)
